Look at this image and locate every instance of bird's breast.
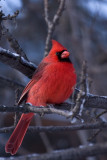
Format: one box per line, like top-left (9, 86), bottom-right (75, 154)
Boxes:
top-left (43, 62), bottom-right (76, 104)
top-left (27, 62), bottom-right (76, 106)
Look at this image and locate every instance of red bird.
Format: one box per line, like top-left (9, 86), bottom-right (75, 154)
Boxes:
top-left (5, 40), bottom-right (76, 155)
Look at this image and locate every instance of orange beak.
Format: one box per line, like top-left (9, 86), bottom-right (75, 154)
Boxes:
top-left (61, 51), bottom-right (70, 59)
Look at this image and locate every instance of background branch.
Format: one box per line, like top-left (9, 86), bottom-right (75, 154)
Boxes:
top-left (0, 95), bottom-right (107, 117)
top-left (1, 121), bottom-right (107, 134)
top-left (44, 0), bottom-right (65, 56)
top-left (0, 75), bottom-right (24, 89)
top-left (1, 10), bottom-right (19, 20)
top-left (6, 31), bottom-right (29, 60)
top-left (0, 47), bottom-right (37, 78)
top-left (2, 142), bottom-right (107, 160)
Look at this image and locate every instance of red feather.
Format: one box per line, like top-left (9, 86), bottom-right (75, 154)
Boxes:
top-left (18, 62), bottom-right (48, 105)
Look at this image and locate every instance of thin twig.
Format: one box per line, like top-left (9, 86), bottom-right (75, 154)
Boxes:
top-left (88, 129), bottom-right (102, 142)
top-left (0, 9), bottom-right (28, 60)
top-left (70, 90), bottom-right (85, 119)
top-left (44, 0), bottom-right (65, 56)
top-left (0, 10), bottom-right (19, 40)
top-left (6, 31), bottom-right (29, 60)
top-left (1, 121), bottom-right (107, 134)
top-left (96, 110), bottom-right (107, 119)
top-left (70, 61), bottom-right (88, 119)
top-left (44, 0), bottom-right (50, 26)
top-left (1, 10), bottom-right (19, 20)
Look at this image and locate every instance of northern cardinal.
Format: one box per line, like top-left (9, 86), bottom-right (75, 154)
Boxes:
top-left (5, 40), bottom-right (76, 155)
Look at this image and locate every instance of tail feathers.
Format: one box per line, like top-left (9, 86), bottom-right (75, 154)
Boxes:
top-left (5, 113), bottom-right (34, 155)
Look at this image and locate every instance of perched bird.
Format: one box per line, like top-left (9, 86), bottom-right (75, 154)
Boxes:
top-left (5, 40), bottom-right (77, 155)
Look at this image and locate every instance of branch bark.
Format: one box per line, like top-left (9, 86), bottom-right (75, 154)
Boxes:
top-left (2, 142), bottom-right (107, 160)
top-left (6, 31), bottom-right (28, 60)
top-left (0, 104), bottom-right (72, 118)
top-left (0, 94), bottom-right (107, 119)
top-left (44, 0), bottom-right (65, 56)
top-left (0, 47), bottom-right (37, 78)
top-left (1, 121), bottom-right (107, 134)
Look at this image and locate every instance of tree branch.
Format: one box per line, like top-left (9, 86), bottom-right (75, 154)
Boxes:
top-left (70, 61), bottom-right (89, 120)
top-left (0, 95), bottom-right (107, 119)
top-left (2, 142), bottom-right (107, 160)
top-left (6, 31), bottom-right (29, 60)
top-left (85, 94), bottom-right (107, 109)
top-left (44, 0), bottom-right (65, 56)
top-left (1, 10), bottom-right (19, 20)
top-left (0, 104), bottom-right (72, 118)
top-left (1, 121), bottom-right (107, 134)
top-left (0, 47), bottom-right (37, 78)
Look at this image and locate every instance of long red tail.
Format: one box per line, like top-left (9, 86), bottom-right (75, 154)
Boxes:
top-left (5, 113), bottom-right (34, 155)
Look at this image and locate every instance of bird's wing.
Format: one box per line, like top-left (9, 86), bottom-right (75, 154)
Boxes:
top-left (18, 62), bottom-right (48, 105)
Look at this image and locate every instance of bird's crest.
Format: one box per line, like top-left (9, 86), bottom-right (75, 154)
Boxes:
top-left (51, 40), bottom-right (67, 52)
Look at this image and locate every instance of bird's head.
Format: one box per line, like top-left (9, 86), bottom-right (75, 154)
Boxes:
top-left (48, 40), bottom-right (71, 62)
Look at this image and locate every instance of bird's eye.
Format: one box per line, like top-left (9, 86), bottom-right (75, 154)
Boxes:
top-left (56, 52), bottom-right (59, 55)
top-left (56, 50), bottom-right (67, 56)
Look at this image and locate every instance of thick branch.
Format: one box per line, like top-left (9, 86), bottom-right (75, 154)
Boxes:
top-left (0, 47), bottom-right (37, 78)
top-left (75, 89), bottom-right (107, 110)
top-left (0, 95), bottom-right (107, 118)
top-left (3, 142), bottom-right (107, 160)
top-left (85, 94), bottom-right (107, 109)
top-left (0, 104), bottom-right (72, 118)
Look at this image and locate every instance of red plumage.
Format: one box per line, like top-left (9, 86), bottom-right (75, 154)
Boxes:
top-left (5, 40), bottom-right (76, 155)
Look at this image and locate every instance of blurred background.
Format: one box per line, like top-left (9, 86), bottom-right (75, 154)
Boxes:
top-left (0, 0), bottom-right (107, 159)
